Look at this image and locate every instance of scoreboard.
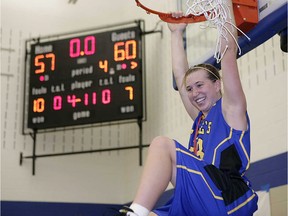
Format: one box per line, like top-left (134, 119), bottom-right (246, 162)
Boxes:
top-left (27, 26), bottom-right (144, 129)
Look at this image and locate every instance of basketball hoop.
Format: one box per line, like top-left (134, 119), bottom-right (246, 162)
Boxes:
top-left (135, 0), bottom-right (206, 23)
top-left (135, 0), bottom-right (258, 32)
top-left (135, 0), bottom-right (259, 62)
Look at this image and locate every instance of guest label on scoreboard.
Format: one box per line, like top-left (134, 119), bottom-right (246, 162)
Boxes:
top-left (28, 26), bottom-right (143, 129)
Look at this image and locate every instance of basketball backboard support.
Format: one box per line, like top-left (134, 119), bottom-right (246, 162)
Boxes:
top-left (170, 0), bottom-right (287, 90)
top-left (205, 0), bottom-right (287, 68)
top-left (179, 0), bottom-right (287, 68)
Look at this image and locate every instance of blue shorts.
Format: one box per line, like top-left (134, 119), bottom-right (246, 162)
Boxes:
top-left (153, 141), bottom-right (258, 216)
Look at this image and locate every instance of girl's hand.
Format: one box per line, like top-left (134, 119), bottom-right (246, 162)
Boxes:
top-left (167, 12), bottom-right (188, 33)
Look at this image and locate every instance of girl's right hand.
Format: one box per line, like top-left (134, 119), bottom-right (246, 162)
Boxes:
top-left (167, 12), bottom-right (188, 33)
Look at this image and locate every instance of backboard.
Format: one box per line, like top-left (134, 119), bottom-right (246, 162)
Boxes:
top-left (180, 0), bottom-right (287, 67)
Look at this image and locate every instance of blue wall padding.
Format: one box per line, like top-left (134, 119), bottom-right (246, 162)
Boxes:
top-left (0, 201), bottom-right (121, 216)
top-left (245, 152), bottom-right (287, 191)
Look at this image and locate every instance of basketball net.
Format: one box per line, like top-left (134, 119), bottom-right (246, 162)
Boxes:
top-left (185, 0), bottom-right (250, 63)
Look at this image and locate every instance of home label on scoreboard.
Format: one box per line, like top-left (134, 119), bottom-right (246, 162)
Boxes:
top-left (27, 26), bottom-right (143, 129)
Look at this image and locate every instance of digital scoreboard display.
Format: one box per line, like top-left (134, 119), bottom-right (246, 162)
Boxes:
top-left (27, 26), bottom-right (143, 129)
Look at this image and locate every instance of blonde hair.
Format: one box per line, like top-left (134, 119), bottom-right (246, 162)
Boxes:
top-left (183, 63), bottom-right (221, 87)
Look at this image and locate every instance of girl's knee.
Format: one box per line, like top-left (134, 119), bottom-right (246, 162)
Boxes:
top-left (150, 136), bottom-right (173, 148)
top-left (149, 136), bottom-right (177, 185)
top-left (149, 136), bottom-right (176, 155)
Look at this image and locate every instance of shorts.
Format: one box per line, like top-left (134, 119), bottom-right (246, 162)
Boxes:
top-left (153, 141), bottom-right (258, 216)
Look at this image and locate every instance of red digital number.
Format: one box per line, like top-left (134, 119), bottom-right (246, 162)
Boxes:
top-left (84, 93), bottom-right (97, 105)
top-left (67, 95), bottom-right (82, 107)
top-left (70, 36), bottom-right (96, 58)
top-left (53, 96), bottom-right (62, 110)
top-left (102, 89), bottom-right (111, 104)
top-left (70, 38), bottom-right (80, 58)
top-left (52, 91), bottom-right (110, 110)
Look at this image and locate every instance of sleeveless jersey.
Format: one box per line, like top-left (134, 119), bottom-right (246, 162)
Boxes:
top-left (153, 98), bottom-right (258, 216)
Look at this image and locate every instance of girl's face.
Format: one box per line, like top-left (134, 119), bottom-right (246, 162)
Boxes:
top-left (185, 70), bottom-right (221, 116)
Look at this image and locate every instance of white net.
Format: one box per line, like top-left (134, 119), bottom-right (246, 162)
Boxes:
top-left (185, 0), bottom-right (250, 63)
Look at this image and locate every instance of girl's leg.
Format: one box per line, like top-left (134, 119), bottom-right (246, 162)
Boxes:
top-left (132, 136), bottom-right (177, 212)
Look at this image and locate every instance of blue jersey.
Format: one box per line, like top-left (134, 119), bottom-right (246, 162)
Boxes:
top-left (189, 98), bottom-right (251, 174)
top-left (153, 99), bottom-right (258, 216)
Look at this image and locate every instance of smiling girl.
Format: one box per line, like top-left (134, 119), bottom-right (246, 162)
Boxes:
top-left (116, 0), bottom-right (258, 215)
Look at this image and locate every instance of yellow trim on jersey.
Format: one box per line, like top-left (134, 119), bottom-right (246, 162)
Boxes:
top-left (239, 131), bottom-right (250, 171)
top-left (227, 193), bottom-right (256, 215)
top-left (176, 165), bottom-right (223, 201)
top-left (176, 148), bottom-right (202, 161)
top-left (212, 127), bottom-right (233, 165)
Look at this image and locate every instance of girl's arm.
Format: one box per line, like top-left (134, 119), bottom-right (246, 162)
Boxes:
top-left (168, 18), bottom-right (199, 120)
top-left (221, 0), bottom-right (248, 130)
